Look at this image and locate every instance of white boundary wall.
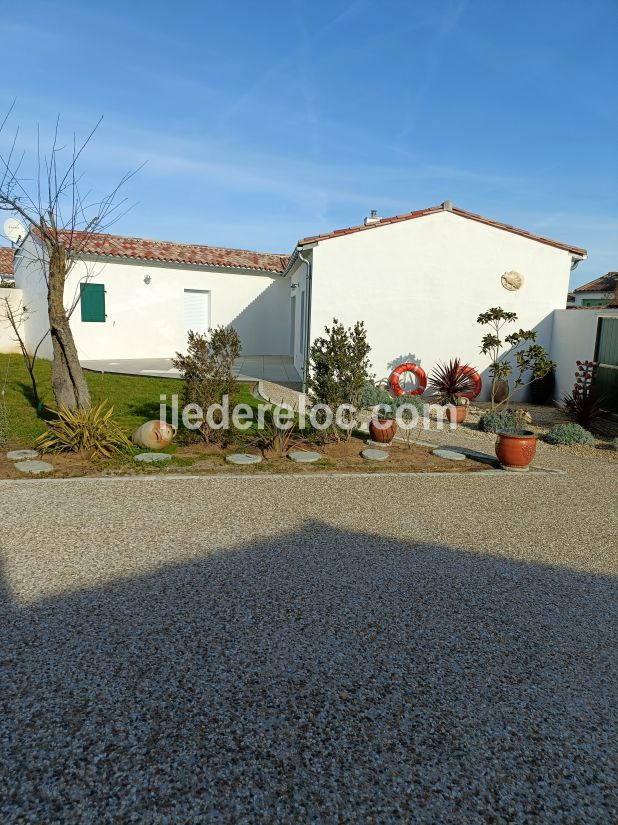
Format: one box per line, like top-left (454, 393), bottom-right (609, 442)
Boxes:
top-left (550, 308), bottom-right (618, 401)
top-left (0, 288), bottom-right (24, 354)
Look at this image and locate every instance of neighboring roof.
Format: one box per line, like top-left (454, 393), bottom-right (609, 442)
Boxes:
top-left (298, 203), bottom-right (587, 257)
top-left (0, 246), bottom-right (14, 275)
top-left (55, 231), bottom-right (289, 274)
top-left (573, 272), bottom-right (617, 293)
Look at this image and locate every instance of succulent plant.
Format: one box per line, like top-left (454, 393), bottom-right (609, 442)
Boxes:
top-left (478, 409), bottom-right (519, 433)
top-left (544, 423), bottom-right (594, 446)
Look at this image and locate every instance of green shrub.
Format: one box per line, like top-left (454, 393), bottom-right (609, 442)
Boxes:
top-left (478, 409), bottom-right (518, 433)
top-left (35, 402), bottom-right (131, 458)
top-left (308, 319), bottom-right (371, 440)
top-left (611, 437), bottom-right (618, 451)
top-left (173, 326), bottom-right (241, 442)
top-left (361, 381), bottom-right (392, 408)
top-left (544, 423), bottom-right (594, 446)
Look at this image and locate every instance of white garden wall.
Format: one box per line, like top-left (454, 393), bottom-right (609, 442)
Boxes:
top-left (307, 210), bottom-right (573, 399)
top-left (550, 308), bottom-right (618, 401)
top-left (0, 287), bottom-right (24, 354)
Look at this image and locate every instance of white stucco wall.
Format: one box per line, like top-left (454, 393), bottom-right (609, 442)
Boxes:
top-left (14, 237), bottom-right (291, 360)
top-left (0, 287), bottom-right (25, 353)
top-left (289, 257), bottom-right (309, 374)
top-left (306, 210), bottom-right (576, 399)
top-left (13, 237), bottom-right (53, 359)
top-left (550, 308), bottom-right (618, 401)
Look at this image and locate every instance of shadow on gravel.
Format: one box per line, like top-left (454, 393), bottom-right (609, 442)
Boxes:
top-left (1, 523), bottom-right (616, 823)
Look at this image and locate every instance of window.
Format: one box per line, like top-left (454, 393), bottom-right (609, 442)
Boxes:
top-left (582, 298), bottom-right (609, 307)
top-left (80, 283), bottom-right (106, 322)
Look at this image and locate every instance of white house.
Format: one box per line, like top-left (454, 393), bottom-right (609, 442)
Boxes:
top-left (286, 202), bottom-right (586, 391)
top-left (570, 272), bottom-right (617, 307)
top-left (14, 233), bottom-right (291, 362)
top-left (10, 201), bottom-right (592, 399)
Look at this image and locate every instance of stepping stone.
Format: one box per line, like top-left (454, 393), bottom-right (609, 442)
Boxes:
top-left (14, 460), bottom-right (53, 474)
top-left (225, 453), bottom-right (262, 465)
top-left (7, 449), bottom-right (39, 461)
top-left (289, 450), bottom-right (322, 463)
top-left (366, 439), bottom-right (393, 448)
top-left (361, 448), bottom-right (389, 461)
top-left (432, 448), bottom-right (466, 461)
top-left (135, 452), bottom-right (172, 463)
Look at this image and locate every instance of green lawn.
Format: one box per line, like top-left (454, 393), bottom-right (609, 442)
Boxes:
top-left (0, 353), bottom-right (258, 447)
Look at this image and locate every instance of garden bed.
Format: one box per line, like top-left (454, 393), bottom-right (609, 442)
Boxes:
top-left (0, 436), bottom-right (489, 480)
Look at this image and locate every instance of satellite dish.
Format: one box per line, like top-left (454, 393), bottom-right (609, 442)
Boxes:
top-left (3, 218), bottom-right (26, 244)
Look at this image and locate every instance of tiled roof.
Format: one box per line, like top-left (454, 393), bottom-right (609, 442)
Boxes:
top-left (298, 204), bottom-right (587, 256)
top-left (0, 246), bottom-right (14, 275)
top-left (58, 232), bottom-right (289, 274)
top-left (573, 272), bottom-right (617, 293)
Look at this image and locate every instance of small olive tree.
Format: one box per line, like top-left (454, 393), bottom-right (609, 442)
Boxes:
top-left (477, 307), bottom-right (554, 408)
top-left (307, 318), bottom-right (371, 440)
top-left (173, 326), bottom-right (241, 442)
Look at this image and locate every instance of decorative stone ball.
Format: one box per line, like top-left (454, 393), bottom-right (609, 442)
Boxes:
top-left (132, 420), bottom-right (177, 450)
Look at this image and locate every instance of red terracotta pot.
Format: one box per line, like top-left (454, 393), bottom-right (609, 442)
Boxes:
top-left (445, 405), bottom-right (468, 424)
top-left (369, 418), bottom-right (398, 443)
top-left (495, 430), bottom-right (538, 471)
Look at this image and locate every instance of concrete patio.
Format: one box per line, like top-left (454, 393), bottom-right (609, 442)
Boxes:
top-left (81, 355), bottom-right (303, 389)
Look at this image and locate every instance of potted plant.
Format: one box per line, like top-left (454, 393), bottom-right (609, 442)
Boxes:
top-left (427, 358), bottom-right (477, 423)
top-left (494, 412), bottom-right (538, 471)
top-left (477, 307), bottom-right (555, 409)
top-left (368, 402), bottom-right (398, 443)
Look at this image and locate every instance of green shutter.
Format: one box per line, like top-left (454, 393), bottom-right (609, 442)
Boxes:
top-left (80, 283), bottom-right (106, 322)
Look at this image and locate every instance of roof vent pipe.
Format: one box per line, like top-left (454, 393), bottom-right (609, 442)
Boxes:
top-left (364, 210), bottom-right (381, 226)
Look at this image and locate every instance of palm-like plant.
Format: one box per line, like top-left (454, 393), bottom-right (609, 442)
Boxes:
top-left (428, 359), bottom-right (477, 405)
top-left (36, 402), bottom-right (131, 458)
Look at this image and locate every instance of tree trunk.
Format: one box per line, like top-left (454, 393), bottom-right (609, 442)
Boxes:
top-left (48, 245), bottom-right (91, 410)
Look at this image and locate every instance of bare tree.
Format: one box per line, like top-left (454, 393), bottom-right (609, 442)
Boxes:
top-left (0, 102), bottom-right (139, 409)
top-left (0, 295), bottom-right (47, 409)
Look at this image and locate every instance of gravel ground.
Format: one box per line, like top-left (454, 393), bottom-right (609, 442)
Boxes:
top-left (1, 453), bottom-right (617, 823)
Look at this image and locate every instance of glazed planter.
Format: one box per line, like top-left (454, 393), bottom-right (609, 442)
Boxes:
top-left (445, 405), bottom-right (468, 424)
top-left (369, 418), bottom-right (398, 444)
top-left (495, 430), bottom-right (538, 471)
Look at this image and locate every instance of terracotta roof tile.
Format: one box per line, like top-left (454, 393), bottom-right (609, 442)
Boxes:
top-left (0, 246), bottom-right (14, 275)
top-left (573, 272), bottom-right (617, 293)
top-left (57, 232), bottom-right (289, 274)
top-left (298, 204), bottom-right (587, 256)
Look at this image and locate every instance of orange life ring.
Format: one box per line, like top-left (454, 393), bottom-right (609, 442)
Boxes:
top-left (456, 365), bottom-right (482, 400)
top-left (389, 362), bottom-right (427, 397)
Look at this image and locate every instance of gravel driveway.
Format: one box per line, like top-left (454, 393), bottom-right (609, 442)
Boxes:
top-left (1, 450), bottom-right (616, 823)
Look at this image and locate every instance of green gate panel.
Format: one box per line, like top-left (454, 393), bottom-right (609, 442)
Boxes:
top-left (595, 317), bottom-right (618, 413)
top-left (80, 283), bottom-right (106, 322)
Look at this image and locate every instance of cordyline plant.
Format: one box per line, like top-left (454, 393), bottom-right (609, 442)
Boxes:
top-left (427, 358), bottom-right (477, 406)
top-left (307, 318), bottom-right (371, 441)
top-left (562, 360), bottom-right (605, 430)
top-left (477, 307), bottom-right (555, 409)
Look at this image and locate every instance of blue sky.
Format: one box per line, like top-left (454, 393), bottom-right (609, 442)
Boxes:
top-left (1, 0), bottom-right (616, 287)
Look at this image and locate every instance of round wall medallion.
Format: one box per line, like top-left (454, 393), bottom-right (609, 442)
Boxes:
top-left (501, 270), bottom-right (524, 291)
